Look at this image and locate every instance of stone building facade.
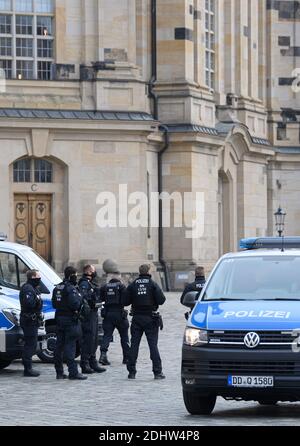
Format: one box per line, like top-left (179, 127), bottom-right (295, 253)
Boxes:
top-left (0, 0), bottom-right (299, 288)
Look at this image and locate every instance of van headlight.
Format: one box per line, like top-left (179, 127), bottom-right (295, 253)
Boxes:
top-left (184, 328), bottom-right (208, 346)
top-left (2, 308), bottom-right (21, 326)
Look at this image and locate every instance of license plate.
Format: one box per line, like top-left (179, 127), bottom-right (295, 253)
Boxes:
top-left (228, 376), bottom-right (274, 388)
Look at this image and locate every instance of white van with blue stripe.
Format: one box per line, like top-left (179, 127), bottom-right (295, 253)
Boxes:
top-left (0, 235), bottom-right (61, 363)
top-left (0, 293), bottom-right (45, 369)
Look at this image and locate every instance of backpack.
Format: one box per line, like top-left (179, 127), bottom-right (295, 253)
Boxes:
top-left (52, 283), bottom-right (66, 310)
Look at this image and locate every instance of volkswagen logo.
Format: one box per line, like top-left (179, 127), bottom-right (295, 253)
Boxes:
top-left (244, 332), bottom-right (260, 349)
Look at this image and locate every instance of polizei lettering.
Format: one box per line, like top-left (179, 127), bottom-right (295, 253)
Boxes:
top-left (224, 310), bottom-right (291, 319)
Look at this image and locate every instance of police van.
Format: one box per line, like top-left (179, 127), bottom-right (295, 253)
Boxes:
top-left (182, 237), bottom-right (300, 415)
top-left (0, 293), bottom-right (45, 370)
top-left (0, 234), bottom-right (62, 362)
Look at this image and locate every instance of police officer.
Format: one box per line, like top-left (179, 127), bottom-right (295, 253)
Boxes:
top-left (52, 266), bottom-right (87, 380)
top-left (180, 266), bottom-right (206, 304)
top-left (99, 272), bottom-right (130, 366)
top-left (19, 269), bottom-right (43, 377)
top-left (78, 264), bottom-right (106, 374)
top-left (125, 264), bottom-right (166, 380)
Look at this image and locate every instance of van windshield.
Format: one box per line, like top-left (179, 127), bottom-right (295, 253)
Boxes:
top-left (203, 256), bottom-right (300, 301)
top-left (26, 249), bottom-right (61, 285)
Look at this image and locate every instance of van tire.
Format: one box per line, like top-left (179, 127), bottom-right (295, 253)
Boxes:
top-left (37, 325), bottom-right (57, 363)
top-left (37, 324), bottom-right (81, 363)
top-left (0, 359), bottom-right (12, 370)
top-left (183, 391), bottom-right (216, 415)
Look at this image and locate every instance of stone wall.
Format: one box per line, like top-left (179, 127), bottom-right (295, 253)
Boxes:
top-left (0, 0), bottom-right (299, 288)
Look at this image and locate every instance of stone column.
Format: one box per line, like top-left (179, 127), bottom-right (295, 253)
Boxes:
top-left (0, 164), bottom-right (11, 238)
top-left (266, 2), bottom-right (277, 111)
top-left (136, 0), bottom-right (151, 80)
top-left (234, 0), bottom-right (249, 98)
top-left (155, 0), bottom-right (215, 127)
top-left (97, 0), bottom-right (137, 66)
top-left (258, 0), bottom-right (267, 103)
top-left (55, 0), bottom-right (66, 62)
top-left (193, 0), bottom-right (206, 88)
top-left (248, 0), bottom-right (259, 100)
top-left (156, 0), bottom-right (194, 83)
top-left (161, 133), bottom-right (222, 277)
top-left (215, 0), bottom-right (226, 104)
top-left (81, 0), bottom-right (98, 65)
top-left (224, 0), bottom-right (236, 94)
top-left (237, 156), bottom-right (268, 239)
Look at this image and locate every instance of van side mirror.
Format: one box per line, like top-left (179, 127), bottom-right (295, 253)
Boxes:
top-left (182, 291), bottom-right (199, 309)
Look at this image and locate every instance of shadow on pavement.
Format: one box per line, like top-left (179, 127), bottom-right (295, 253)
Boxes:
top-left (183, 402), bottom-right (300, 419)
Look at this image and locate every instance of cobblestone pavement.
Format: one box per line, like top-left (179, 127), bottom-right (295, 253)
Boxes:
top-left (1, 293), bottom-right (300, 426)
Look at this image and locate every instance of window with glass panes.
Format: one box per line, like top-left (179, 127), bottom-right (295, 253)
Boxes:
top-left (205, 0), bottom-right (215, 90)
top-left (13, 158), bottom-right (31, 182)
top-left (0, 58), bottom-right (12, 77)
top-left (13, 157), bottom-right (53, 183)
top-left (0, 36), bottom-right (11, 55)
top-left (0, 0), bottom-right (54, 80)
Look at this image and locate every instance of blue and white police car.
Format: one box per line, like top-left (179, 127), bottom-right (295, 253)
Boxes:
top-left (0, 234), bottom-right (60, 363)
top-left (0, 291), bottom-right (46, 370)
top-left (182, 237), bottom-right (300, 415)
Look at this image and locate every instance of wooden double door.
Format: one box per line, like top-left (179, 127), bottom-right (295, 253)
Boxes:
top-left (14, 194), bottom-right (52, 263)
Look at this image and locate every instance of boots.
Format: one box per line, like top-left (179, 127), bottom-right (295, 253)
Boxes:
top-left (90, 360), bottom-right (106, 373)
top-left (69, 373), bottom-right (88, 380)
top-left (99, 351), bottom-right (111, 366)
top-left (81, 362), bottom-right (95, 374)
top-left (154, 372), bottom-right (166, 380)
top-left (24, 368), bottom-right (40, 377)
top-left (56, 373), bottom-right (68, 380)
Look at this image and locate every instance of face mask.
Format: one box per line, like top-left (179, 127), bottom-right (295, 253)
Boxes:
top-left (29, 278), bottom-right (41, 288)
top-left (69, 275), bottom-right (77, 285)
top-left (91, 272), bottom-right (97, 279)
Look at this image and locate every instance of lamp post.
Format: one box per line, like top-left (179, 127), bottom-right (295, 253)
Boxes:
top-left (274, 207), bottom-right (286, 237)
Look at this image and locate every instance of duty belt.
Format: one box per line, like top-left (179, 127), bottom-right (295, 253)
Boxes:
top-left (21, 312), bottom-right (40, 320)
top-left (131, 310), bottom-right (154, 316)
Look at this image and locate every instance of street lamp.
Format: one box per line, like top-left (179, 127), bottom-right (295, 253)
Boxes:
top-left (274, 207), bottom-right (286, 237)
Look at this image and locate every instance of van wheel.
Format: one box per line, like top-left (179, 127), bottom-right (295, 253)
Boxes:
top-left (0, 359), bottom-right (12, 370)
top-left (258, 400), bottom-right (278, 406)
top-left (37, 325), bottom-right (57, 363)
top-left (37, 325), bottom-right (81, 363)
top-left (183, 390), bottom-right (216, 415)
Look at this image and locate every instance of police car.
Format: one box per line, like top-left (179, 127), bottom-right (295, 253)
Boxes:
top-left (0, 234), bottom-right (104, 363)
top-left (0, 292), bottom-right (45, 370)
top-left (182, 237), bottom-right (300, 415)
top-left (0, 234), bottom-right (60, 362)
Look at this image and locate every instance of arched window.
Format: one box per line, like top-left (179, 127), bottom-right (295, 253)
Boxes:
top-left (13, 157), bottom-right (53, 183)
top-left (34, 159), bottom-right (52, 182)
top-left (13, 158), bottom-right (31, 182)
